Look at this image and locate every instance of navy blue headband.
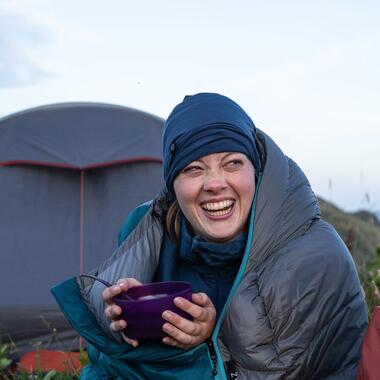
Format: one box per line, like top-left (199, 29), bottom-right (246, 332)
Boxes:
top-left (162, 93), bottom-right (261, 193)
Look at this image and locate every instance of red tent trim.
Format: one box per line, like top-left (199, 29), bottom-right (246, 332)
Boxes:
top-left (0, 157), bottom-right (163, 169)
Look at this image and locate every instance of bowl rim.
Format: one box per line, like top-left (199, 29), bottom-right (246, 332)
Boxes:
top-left (113, 280), bottom-right (192, 303)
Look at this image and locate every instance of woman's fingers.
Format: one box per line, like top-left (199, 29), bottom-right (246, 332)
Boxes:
top-left (162, 322), bottom-right (195, 347)
top-left (102, 278), bottom-right (142, 305)
top-left (105, 304), bottom-right (122, 319)
top-left (121, 332), bottom-right (139, 347)
top-left (106, 307), bottom-right (140, 347)
top-left (161, 293), bottom-right (216, 349)
top-left (191, 292), bottom-right (212, 307)
top-left (102, 277), bottom-right (142, 348)
top-left (110, 318), bottom-right (127, 332)
top-left (103, 284), bottom-right (124, 305)
top-left (116, 278), bottom-right (142, 290)
top-left (162, 310), bottom-right (199, 336)
top-left (161, 336), bottom-right (178, 347)
top-left (109, 322), bottom-right (139, 347)
top-left (173, 294), bottom-right (211, 321)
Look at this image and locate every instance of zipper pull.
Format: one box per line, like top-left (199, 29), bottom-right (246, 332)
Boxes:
top-left (207, 339), bottom-right (218, 377)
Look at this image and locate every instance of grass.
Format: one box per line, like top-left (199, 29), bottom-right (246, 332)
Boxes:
top-left (360, 247), bottom-right (380, 315)
top-left (1, 371), bottom-right (78, 380)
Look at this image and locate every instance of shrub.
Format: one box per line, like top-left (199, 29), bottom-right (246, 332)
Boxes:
top-left (360, 246), bottom-right (380, 315)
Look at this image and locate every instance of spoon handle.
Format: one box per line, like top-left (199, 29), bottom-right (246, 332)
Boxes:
top-left (79, 274), bottom-right (113, 287)
top-left (79, 274), bottom-right (134, 301)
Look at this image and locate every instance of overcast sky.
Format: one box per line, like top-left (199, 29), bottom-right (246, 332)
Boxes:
top-left (1, 0), bottom-right (379, 212)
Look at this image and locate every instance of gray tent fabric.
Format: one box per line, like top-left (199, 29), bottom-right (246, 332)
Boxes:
top-left (0, 102), bottom-right (164, 357)
top-left (0, 102), bottom-right (163, 168)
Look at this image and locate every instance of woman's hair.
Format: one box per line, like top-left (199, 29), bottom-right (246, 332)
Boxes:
top-left (153, 191), bottom-right (182, 243)
top-left (165, 200), bottom-right (182, 242)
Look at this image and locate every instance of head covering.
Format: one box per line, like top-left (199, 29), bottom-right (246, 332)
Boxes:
top-left (162, 92), bottom-right (261, 193)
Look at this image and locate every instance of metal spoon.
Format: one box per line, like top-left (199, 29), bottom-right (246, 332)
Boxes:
top-left (79, 273), bottom-right (134, 300)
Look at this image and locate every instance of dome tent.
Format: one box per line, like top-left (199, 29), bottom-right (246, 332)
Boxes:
top-left (0, 102), bottom-right (164, 356)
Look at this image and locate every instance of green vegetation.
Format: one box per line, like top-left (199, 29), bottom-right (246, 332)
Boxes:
top-left (318, 197), bottom-right (380, 267)
top-left (0, 341), bottom-right (15, 373)
top-left (319, 196), bottom-right (380, 315)
top-left (1, 370), bottom-right (77, 380)
top-left (360, 247), bottom-right (380, 314)
top-left (367, 246), bottom-right (380, 272)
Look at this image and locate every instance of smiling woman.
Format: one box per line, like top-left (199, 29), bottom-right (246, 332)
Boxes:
top-left (52, 93), bottom-right (368, 380)
top-left (173, 152), bottom-right (255, 242)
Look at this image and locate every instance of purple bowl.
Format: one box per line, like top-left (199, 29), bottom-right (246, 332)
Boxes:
top-left (113, 281), bottom-right (193, 340)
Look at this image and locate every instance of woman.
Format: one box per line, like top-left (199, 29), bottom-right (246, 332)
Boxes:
top-left (52, 93), bottom-right (368, 379)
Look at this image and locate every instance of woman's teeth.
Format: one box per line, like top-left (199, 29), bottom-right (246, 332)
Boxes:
top-left (202, 200), bottom-right (233, 216)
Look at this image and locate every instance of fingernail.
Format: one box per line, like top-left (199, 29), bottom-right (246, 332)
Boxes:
top-left (162, 337), bottom-right (169, 344)
top-left (163, 323), bottom-right (172, 333)
top-left (174, 297), bottom-right (183, 306)
top-left (162, 311), bottom-right (172, 319)
top-left (113, 285), bottom-right (120, 291)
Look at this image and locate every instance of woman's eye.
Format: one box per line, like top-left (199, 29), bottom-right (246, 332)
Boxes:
top-left (225, 159), bottom-right (243, 169)
top-left (183, 165), bottom-right (203, 175)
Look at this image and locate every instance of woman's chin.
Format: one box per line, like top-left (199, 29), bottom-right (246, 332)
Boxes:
top-left (202, 224), bottom-right (240, 243)
top-left (195, 205), bottom-right (242, 241)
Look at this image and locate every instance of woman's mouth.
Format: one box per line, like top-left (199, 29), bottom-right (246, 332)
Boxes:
top-left (201, 199), bottom-right (234, 216)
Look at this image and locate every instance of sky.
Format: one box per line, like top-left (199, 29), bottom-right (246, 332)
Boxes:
top-left (0, 0), bottom-right (379, 212)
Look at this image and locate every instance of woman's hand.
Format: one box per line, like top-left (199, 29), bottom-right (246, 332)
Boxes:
top-left (161, 292), bottom-right (216, 350)
top-left (103, 277), bottom-right (142, 347)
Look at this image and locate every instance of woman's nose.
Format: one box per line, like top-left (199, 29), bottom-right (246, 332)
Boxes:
top-left (203, 171), bottom-right (227, 193)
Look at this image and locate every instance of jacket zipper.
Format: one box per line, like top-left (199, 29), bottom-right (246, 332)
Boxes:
top-left (207, 338), bottom-right (218, 377)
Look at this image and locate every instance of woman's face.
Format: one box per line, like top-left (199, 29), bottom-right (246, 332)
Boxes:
top-left (173, 152), bottom-right (256, 242)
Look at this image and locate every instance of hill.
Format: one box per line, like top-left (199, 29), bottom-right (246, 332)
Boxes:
top-left (317, 196), bottom-right (380, 269)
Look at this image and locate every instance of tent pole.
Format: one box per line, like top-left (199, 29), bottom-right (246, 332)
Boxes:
top-left (79, 169), bottom-right (84, 349)
top-left (80, 170), bottom-right (84, 274)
